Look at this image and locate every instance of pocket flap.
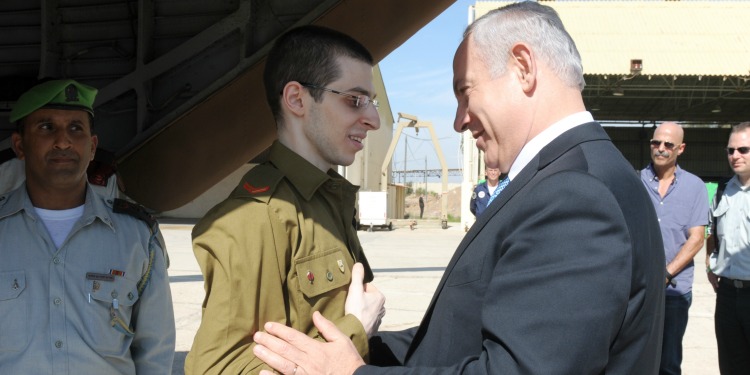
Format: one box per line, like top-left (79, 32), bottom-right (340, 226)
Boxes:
top-left (295, 249), bottom-right (351, 298)
top-left (714, 198), bottom-right (730, 218)
top-left (0, 271), bottom-right (25, 301)
top-left (446, 261), bottom-right (482, 286)
top-left (88, 278), bottom-right (139, 307)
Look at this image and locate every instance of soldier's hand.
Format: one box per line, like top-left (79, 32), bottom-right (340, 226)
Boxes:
top-left (345, 263), bottom-right (385, 337)
top-left (707, 270), bottom-right (719, 293)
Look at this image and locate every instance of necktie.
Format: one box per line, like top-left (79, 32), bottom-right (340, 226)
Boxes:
top-left (486, 177), bottom-right (510, 207)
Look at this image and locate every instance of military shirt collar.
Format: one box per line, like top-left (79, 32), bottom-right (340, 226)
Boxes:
top-left (269, 141), bottom-right (358, 201)
top-left (0, 182), bottom-right (115, 231)
top-left (728, 175), bottom-right (750, 191)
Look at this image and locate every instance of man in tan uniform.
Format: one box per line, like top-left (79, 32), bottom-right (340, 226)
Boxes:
top-left (185, 25), bottom-right (386, 374)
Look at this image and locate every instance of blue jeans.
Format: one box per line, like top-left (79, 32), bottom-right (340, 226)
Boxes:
top-left (660, 291), bottom-right (692, 375)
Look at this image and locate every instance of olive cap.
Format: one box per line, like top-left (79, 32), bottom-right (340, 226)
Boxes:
top-left (9, 79), bottom-right (97, 123)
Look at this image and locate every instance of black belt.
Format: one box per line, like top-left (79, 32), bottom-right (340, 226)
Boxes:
top-left (720, 277), bottom-right (750, 289)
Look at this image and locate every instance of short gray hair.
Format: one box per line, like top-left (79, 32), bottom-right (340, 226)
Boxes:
top-left (465, 1), bottom-right (585, 91)
top-left (731, 121), bottom-right (750, 134)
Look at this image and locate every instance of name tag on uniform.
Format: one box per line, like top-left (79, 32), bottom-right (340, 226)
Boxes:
top-left (86, 272), bottom-right (115, 282)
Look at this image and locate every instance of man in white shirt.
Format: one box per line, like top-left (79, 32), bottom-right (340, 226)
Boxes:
top-left (707, 121), bottom-right (750, 375)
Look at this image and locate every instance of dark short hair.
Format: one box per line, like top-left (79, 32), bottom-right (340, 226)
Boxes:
top-left (263, 25), bottom-right (373, 125)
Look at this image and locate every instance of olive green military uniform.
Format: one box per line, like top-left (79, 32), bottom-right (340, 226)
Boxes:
top-left (185, 141), bottom-right (374, 374)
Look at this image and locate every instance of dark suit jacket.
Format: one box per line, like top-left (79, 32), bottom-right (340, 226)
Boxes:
top-left (360, 123), bottom-right (665, 375)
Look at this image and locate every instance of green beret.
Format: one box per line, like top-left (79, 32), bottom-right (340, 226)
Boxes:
top-left (9, 79), bottom-right (97, 123)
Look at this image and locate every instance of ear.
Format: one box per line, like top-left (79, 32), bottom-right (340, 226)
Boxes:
top-left (676, 142), bottom-right (685, 156)
top-left (509, 43), bottom-right (536, 93)
top-left (91, 135), bottom-right (98, 160)
top-left (280, 81), bottom-right (307, 118)
top-left (11, 132), bottom-right (25, 161)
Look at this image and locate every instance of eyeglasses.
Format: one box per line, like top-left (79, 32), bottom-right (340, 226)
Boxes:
top-left (649, 139), bottom-right (678, 150)
top-left (300, 83), bottom-right (379, 109)
top-left (726, 147), bottom-right (750, 155)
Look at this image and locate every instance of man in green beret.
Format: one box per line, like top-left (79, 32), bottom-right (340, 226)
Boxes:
top-left (185, 26), bottom-right (386, 374)
top-left (0, 80), bottom-right (122, 199)
top-left (0, 79), bottom-right (176, 374)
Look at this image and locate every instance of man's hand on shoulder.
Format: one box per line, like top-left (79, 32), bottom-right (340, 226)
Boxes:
top-left (254, 312), bottom-right (365, 375)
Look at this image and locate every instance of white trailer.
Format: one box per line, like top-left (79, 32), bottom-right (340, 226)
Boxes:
top-left (357, 191), bottom-right (392, 231)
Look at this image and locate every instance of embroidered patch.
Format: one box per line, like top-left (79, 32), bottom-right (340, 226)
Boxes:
top-left (64, 84), bottom-right (79, 102)
top-left (110, 269), bottom-right (126, 277)
top-left (243, 182), bottom-right (270, 194)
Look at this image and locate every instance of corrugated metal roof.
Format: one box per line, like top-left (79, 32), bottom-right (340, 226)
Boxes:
top-left (474, 1), bottom-right (750, 76)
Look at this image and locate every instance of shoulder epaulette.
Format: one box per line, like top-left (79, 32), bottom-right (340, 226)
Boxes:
top-left (112, 198), bottom-right (157, 229)
top-left (230, 164), bottom-right (285, 204)
top-left (711, 177), bottom-right (733, 252)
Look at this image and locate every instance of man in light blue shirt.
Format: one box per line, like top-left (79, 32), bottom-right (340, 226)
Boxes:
top-left (640, 122), bottom-right (709, 375)
top-left (0, 80), bottom-right (175, 374)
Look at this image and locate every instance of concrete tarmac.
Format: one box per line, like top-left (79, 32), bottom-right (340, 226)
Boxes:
top-left (164, 222), bottom-right (719, 374)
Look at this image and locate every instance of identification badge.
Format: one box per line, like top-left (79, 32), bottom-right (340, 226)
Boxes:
top-left (86, 272), bottom-right (115, 282)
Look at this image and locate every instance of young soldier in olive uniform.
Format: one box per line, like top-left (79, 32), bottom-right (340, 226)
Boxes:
top-left (185, 26), bottom-right (385, 374)
top-left (0, 80), bottom-right (175, 374)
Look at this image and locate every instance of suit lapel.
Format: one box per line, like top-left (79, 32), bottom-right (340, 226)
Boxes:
top-left (404, 153), bottom-right (541, 360)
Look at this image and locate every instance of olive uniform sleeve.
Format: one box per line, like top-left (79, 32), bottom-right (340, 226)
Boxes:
top-left (317, 314), bottom-right (369, 359)
top-left (185, 192), bottom-right (289, 375)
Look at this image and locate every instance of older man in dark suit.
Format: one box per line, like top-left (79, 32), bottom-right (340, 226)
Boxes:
top-left (252, 2), bottom-right (665, 374)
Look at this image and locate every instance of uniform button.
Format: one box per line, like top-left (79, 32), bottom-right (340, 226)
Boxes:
top-left (107, 199), bottom-right (113, 205)
top-left (326, 271), bottom-right (333, 281)
top-left (53, 298), bottom-right (62, 305)
top-left (55, 340), bottom-right (63, 349)
top-left (128, 292), bottom-right (134, 300)
top-left (111, 291), bottom-right (118, 298)
top-left (53, 257), bottom-right (60, 264)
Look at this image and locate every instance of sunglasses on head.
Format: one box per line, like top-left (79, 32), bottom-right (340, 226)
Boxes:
top-left (649, 139), bottom-right (677, 150)
top-left (726, 147), bottom-right (750, 155)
